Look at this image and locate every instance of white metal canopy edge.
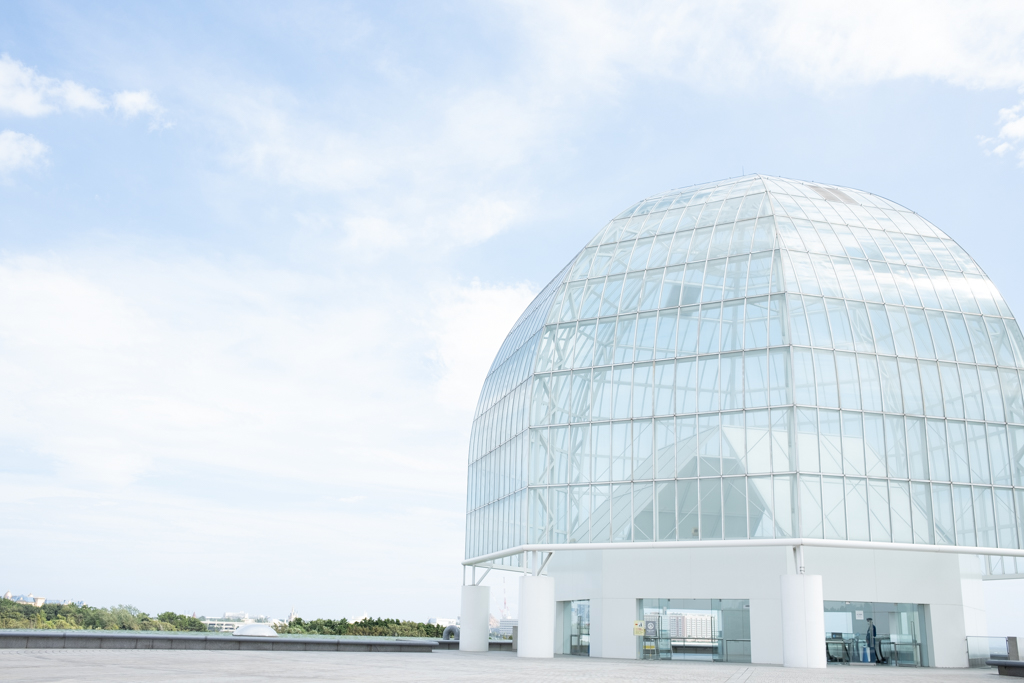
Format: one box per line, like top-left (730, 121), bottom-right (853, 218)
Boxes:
top-left (462, 537), bottom-right (1024, 568)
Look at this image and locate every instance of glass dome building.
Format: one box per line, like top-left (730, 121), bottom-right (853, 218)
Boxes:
top-left (460, 176), bottom-right (1024, 667)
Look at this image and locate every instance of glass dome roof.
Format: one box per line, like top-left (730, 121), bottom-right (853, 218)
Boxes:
top-left (465, 175), bottom-right (1024, 567)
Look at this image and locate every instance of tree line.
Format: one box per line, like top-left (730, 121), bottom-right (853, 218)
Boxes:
top-left (277, 616), bottom-right (447, 638)
top-left (0, 599), bottom-right (207, 631)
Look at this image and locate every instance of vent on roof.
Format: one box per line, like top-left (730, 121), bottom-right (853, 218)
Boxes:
top-left (808, 184), bottom-right (857, 205)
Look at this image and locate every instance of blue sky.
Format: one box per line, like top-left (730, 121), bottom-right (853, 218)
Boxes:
top-left (0, 2), bottom-right (1023, 621)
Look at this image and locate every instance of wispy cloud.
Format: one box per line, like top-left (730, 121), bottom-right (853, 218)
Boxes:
top-left (983, 98), bottom-right (1024, 163)
top-left (0, 53), bottom-right (105, 116)
top-left (0, 130), bottom-right (47, 173)
top-left (114, 89), bottom-right (169, 129)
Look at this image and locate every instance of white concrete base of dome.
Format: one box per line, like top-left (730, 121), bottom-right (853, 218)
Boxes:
top-left (459, 585), bottom-right (490, 652)
top-left (780, 573), bottom-right (826, 668)
top-left (543, 545), bottom-right (983, 667)
top-left (518, 575), bottom-right (555, 658)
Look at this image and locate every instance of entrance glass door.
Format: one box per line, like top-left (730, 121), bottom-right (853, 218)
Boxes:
top-left (567, 600), bottom-right (589, 656)
top-left (638, 599), bottom-right (751, 663)
top-left (823, 601), bottom-right (929, 667)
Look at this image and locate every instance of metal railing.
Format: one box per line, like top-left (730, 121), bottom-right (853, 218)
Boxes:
top-left (967, 636), bottom-right (1011, 668)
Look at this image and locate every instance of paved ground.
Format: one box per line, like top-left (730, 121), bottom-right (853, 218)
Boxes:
top-left (0, 649), bottom-right (1001, 682)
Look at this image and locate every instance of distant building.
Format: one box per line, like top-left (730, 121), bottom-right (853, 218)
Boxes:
top-left (4, 592), bottom-right (46, 608)
top-left (498, 619), bottom-right (517, 637)
top-left (428, 617), bottom-right (458, 628)
top-left (201, 612), bottom-right (272, 632)
top-left (202, 618), bottom-right (243, 633)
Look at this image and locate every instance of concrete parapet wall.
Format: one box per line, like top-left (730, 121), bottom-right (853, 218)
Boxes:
top-left (0, 631), bottom-right (437, 652)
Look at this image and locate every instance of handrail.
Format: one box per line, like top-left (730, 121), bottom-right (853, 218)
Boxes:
top-left (463, 537), bottom-right (1024, 567)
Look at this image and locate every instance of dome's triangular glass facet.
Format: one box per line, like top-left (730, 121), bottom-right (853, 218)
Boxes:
top-left (466, 175), bottom-right (1024, 566)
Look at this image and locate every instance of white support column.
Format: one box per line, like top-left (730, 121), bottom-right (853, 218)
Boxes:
top-left (460, 584), bottom-right (490, 652)
top-left (780, 573), bottom-right (826, 668)
top-left (518, 574), bottom-right (555, 658)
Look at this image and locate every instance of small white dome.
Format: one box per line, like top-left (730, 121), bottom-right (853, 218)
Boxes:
top-left (232, 623), bottom-right (278, 637)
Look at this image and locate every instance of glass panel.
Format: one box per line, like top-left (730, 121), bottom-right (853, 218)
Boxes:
top-left (721, 301), bottom-right (744, 352)
top-left (806, 297), bottom-right (833, 348)
top-left (749, 476), bottom-right (774, 538)
top-left (819, 410), bottom-right (843, 474)
top-left (800, 475), bottom-right (823, 538)
top-left (842, 411), bottom-right (865, 475)
top-left (700, 477), bottom-right (723, 539)
top-left (772, 407), bottom-right (794, 472)
top-left (898, 359), bottom-right (922, 415)
top-left (859, 354), bottom-right (883, 412)
top-left (612, 483), bottom-right (632, 541)
top-left (864, 413), bottom-right (886, 477)
top-left (774, 474), bottom-right (797, 538)
top-left (635, 313), bottom-right (658, 361)
top-left (928, 310), bottom-right (956, 361)
top-left (677, 416), bottom-right (698, 477)
top-left (656, 480), bottom-right (676, 541)
top-left (633, 419), bottom-right (654, 480)
top-left (699, 413), bottom-right (721, 476)
top-left (769, 348), bottom-right (792, 405)
top-left (911, 482), bottom-right (934, 544)
top-left (632, 363), bottom-right (653, 418)
top-left (878, 356), bottom-right (903, 413)
top-left (746, 409), bottom-right (771, 474)
top-left (907, 309), bottom-right (935, 359)
top-left (793, 347), bottom-right (815, 405)
top-left (723, 477), bottom-right (747, 539)
top-left (699, 304), bottom-right (722, 354)
top-left (887, 306), bottom-right (916, 356)
top-left (995, 488), bottom-right (1018, 549)
top-left (591, 484), bottom-right (610, 541)
top-left (797, 408), bottom-right (819, 472)
top-left (614, 315), bottom-right (637, 363)
top-left (570, 485), bottom-right (590, 543)
top-left (974, 487), bottom-right (996, 548)
top-left (822, 476), bottom-right (846, 540)
top-left (678, 306), bottom-right (699, 356)
top-left (611, 420), bottom-right (631, 480)
top-left (932, 483), bottom-right (955, 545)
top-left (967, 422), bottom-right (991, 484)
top-left (939, 363), bottom-right (964, 418)
top-left (655, 417), bottom-right (675, 478)
top-left (846, 478), bottom-right (870, 541)
top-left (948, 421), bottom-right (970, 483)
top-left (655, 310), bottom-right (677, 359)
top-left (868, 304), bottom-right (896, 354)
top-left (868, 479), bottom-right (892, 542)
top-left (989, 424), bottom-right (1012, 486)
top-left (676, 358), bottom-right (697, 414)
top-left (890, 481), bottom-right (913, 543)
top-left (836, 352), bottom-right (861, 410)
top-left (952, 485), bottom-right (976, 546)
top-left (653, 362), bottom-right (674, 416)
top-left (920, 361), bottom-right (944, 417)
top-left (633, 482), bottom-right (655, 541)
top-left (571, 424), bottom-right (592, 483)
top-left (966, 315), bottom-right (995, 365)
top-left (814, 350), bottom-right (839, 408)
top-left (612, 366), bottom-right (632, 419)
top-left (907, 417), bottom-right (928, 480)
top-left (677, 479), bottom-right (699, 540)
top-left (885, 415), bottom-right (908, 478)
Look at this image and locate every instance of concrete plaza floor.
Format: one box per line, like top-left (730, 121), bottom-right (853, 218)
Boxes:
top-left (0, 649), bottom-right (1002, 683)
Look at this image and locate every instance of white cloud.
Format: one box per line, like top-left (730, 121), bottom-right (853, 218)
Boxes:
top-left (0, 130), bottom-right (47, 173)
top-left (0, 53), bottom-right (105, 116)
top-left (508, 1), bottom-right (1024, 92)
top-left (0, 252), bottom-right (535, 489)
top-left (114, 89), bottom-right (168, 128)
top-left (986, 100), bottom-right (1024, 163)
